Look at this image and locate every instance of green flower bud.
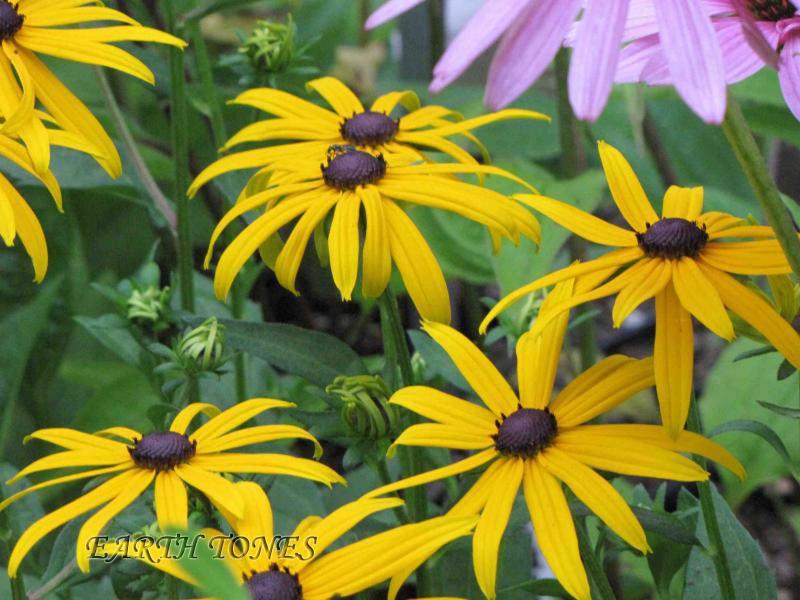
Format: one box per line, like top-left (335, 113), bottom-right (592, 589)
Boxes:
top-left (177, 317), bottom-right (225, 372)
top-left (326, 375), bottom-right (397, 440)
top-left (239, 16), bottom-right (296, 75)
top-left (126, 286), bottom-right (171, 331)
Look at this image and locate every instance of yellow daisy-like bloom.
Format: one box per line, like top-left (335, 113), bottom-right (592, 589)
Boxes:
top-left (97, 481), bottom-right (477, 600)
top-left (1, 398), bottom-right (345, 577)
top-left (189, 75), bottom-right (549, 193)
top-left (0, 0), bottom-right (186, 177)
top-left (363, 280), bottom-right (744, 600)
top-left (0, 131), bottom-right (63, 280)
top-left (480, 141), bottom-right (800, 438)
top-left (194, 145), bottom-right (541, 324)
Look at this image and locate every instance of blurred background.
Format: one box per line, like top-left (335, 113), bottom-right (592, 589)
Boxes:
top-left (0, 1), bottom-right (798, 598)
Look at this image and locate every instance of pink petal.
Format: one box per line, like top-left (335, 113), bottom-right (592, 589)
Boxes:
top-left (729, 0), bottom-right (779, 68)
top-left (616, 33), bottom-right (662, 83)
top-left (429, 0), bottom-right (534, 93)
top-left (365, 0), bottom-right (426, 29)
top-left (778, 32), bottom-right (800, 120)
top-left (654, 0), bottom-right (727, 124)
top-left (484, 0), bottom-right (582, 109)
top-left (569, 0), bottom-right (630, 121)
top-left (715, 18), bottom-right (769, 83)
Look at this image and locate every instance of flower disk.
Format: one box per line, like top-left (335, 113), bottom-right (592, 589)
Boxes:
top-left (746, 0), bottom-right (797, 21)
top-left (494, 408), bottom-right (558, 458)
top-left (340, 111), bottom-right (399, 147)
top-left (129, 432), bottom-right (197, 471)
top-left (0, 2), bottom-right (23, 40)
top-left (246, 566), bottom-right (303, 600)
top-left (636, 218), bottom-right (708, 260)
top-left (321, 148), bottom-right (386, 190)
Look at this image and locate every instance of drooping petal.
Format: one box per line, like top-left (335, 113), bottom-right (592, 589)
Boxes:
top-left (192, 398), bottom-right (294, 443)
top-left (473, 458), bottom-right (523, 599)
top-left (779, 32), bottom-right (800, 121)
top-left (485, 0), bottom-right (583, 109)
top-left (539, 447), bottom-right (650, 553)
top-left (422, 320), bottom-right (519, 417)
top-left (448, 457), bottom-right (508, 517)
top-left (357, 185), bottom-right (392, 298)
top-left (215, 481), bottom-right (274, 573)
top-left (611, 259), bottom-right (672, 327)
top-left (652, 0), bottom-right (727, 124)
top-left (568, 0), bottom-right (630, 121)
top-left (328, 191), bottom-right (361, 301)
top-left (188, 453), bottom-right (346, 488)
top-left (199, 425), bottom-right (322, 458)
top-left (701, 240), bottom-right (793, 275)
top-left (672, 257), bottom-right (734, 340)
top-left (174, 463), bottom-right (245, 518)
top-left (154, 471), bottom-right (188, 531)
top-left (523, 459), bottom-right (590, 600)
top-left (365, 0), bottom-right (427, 29)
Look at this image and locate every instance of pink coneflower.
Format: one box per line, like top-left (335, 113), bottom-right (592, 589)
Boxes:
top-left (619, 0), bottom-right (800, 122)
top-left (366, 1), bottom-right (726, 123)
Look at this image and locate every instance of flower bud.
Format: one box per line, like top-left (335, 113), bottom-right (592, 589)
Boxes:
top-left (126, 286), bottom-right (171, 332)
top-left (326, 375), bottom-right (397, 440)
top-left (177, 317), bottom-right (225, 372)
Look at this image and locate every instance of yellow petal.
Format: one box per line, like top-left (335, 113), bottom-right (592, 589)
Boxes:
top-left (384, 200), bottom-right (451, 323)
top-left (539, 447), bottom-right (649, 552)
top-left (517, 194), bottom-right (638, 246)
top-left (361, 448), bottom-right (498, 499)
top-left (154, 471), bottom-right (188, 531)
top-left (697, 261), bottom-right (800, 369)
top-left (371, 89), bottom-right (420, 114)
top-left (192, 398), bottom-right (293, 443)
top-left (661, 186), bottom-right (704, 220)
top-left (328, 191), bottom-right (361, 301)
top-left (9, 450), bottom-right (132, 483)
top-left (215, 481), bottom-right (274, 573)
top-left (473, 458), bottom-right (522, 599)
top-left (199, 424), bottom-right (323, 459)
top-left (551, 357), bottom-right (654, 427)
top-left (358, 185), bottom-right (392, 298)
top-left (169, 403), bottom-right (222, 435)
top-left (189, 453), bottom-right (346, 488)
top-left (707, 225), bottom-right (776, 240)
top-left (306, 76), bottom-right (364, 116)
top-left (523, 459), bottom-right (590, 600)
top-left (422, 320), bottom-right (519, 417)
top-left (448, 457), bottom-right (508, 518)
top-left (25, 428), bottom-right (129, 453)
top-left (23, 6), bottom-right (141, 27)
top-left (76, 468), bottom-right (155, 572)
top-left (701, 241), bottom-right (792, 275)
top-left (597, 140), bottom-right (658, 231)
top-left (390, 423), bottom-right (493, 456)
top-left (390, 386), bottom-right (498, 434)
top-left (174, 463), bottom-right (245, 519)
top-left (672, 257), bottom-right (734, 340)
top-left (611, 258), bottom-right (672, 327)
top-left (654, 283), bottom-right (694, 438)
top-left (231, 87), bottom-right (340, 122)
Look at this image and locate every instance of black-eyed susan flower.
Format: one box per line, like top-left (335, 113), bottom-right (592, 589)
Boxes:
top-left (1, 398), bottom-right (345, 577)
top-left (96, 481), bottom-right (477, 600)
top-left (0, 0), bottom-right (186, 177)
top-left (364, 279), bottom-right (744, 600)
top-left (189, 76), bottom-right (548, 191)
top-left (480, 140), bottom-right (800, 438)
top-left (193, 145), bottom-right (541, 324)
top-left (0, 131), bottom-right (63, 280)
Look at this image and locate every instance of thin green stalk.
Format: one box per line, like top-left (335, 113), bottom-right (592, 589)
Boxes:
top-left (428, 0), bottom-right (445, 67)
top-left (163, 2), bottom-right (195, 312)
top-left (555, 49), bottom-right (595, 370)
top-left (722, 94), bottom-right (800, 281)
top-left (575, 519), bottom-right (616, 600)
top-left (190, 22), bottom-right (248, 401)
top-left (376, 289), bottom-right (429, 595)
top-left (687, 400), bottom-right (736, 600)
top-left (373, 457), bottom-right (411, 523)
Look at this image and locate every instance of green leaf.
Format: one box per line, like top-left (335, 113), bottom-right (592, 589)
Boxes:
top-left (757, 401), bottom-right (800, 419)
top-left (74, 314), bottom-right (146, 367)
top-left (570, 501), bottom-right (699, 546)
top-left (700, 339), bottom-right (800, 506)
top-left (172, 528), bottom-right (249, 600)
top-left (708, 419), bottom-right (799, 480)
top-left (187, 317), bottom-right (366, 388)
top-left (682, 486), bottom-right (777, 600)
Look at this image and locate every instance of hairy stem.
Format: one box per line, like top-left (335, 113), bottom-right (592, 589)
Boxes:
top-left (575, 519), bottom-right (616, 600)
top-left (722, 94), bottom-right (800, 280)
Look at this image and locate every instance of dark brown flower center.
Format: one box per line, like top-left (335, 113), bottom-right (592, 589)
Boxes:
top-left (636, 218), bottom-right (708, 259)
top-left (340, 111), bottom-right (399, 147)
top-left (493, 408), bottom-right (557, 458)
top-left (321, 146), bottom-right (386, 190)
top-left (246, 565), bottom-right (303, 600)
top-left (129, 432), bottom-right (196, 471)
top-left (746, 0), bottom-right (796, 21)
top-left (0, 2), bottom-right (23, 41)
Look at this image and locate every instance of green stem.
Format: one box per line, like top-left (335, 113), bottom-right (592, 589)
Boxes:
top-left (373, 457), bottom-right (411, 523)
top-left (190, 22), bottom-right (248, 401)
top-left (722, 94), bottom-right (800, 280)
top-left (575, 519), bottom-right (616, 600)
top-left (163, 2), bottom-right (195, 312)
top-left (427, 0), bottom-right (445, 68)
top-left (96, 67), bottom-right (176, 237)
top-left (555, 49), bottom-right (595, 370)
top-left (376, 289), bottom-right (429, 595)
top-left (687, 400), bottom-right (736, 600)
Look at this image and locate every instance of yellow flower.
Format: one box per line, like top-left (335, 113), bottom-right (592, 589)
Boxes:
top-left (194, 145), bottom-right (541, 324)
top-left (0, 131), bottom-right (62, 280)
top-left (189, 75), bottom-right (549, 192)
top-left (364, 280), bottom-right (744, 600)
top-left (96, 481), bottom-right (477, 600)
top-left (0, 0), bottom-right (186, 177)
top-left (481, 141), bottom-right (800, 438)
top-left (1, 398), bottom-right (345, 576)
